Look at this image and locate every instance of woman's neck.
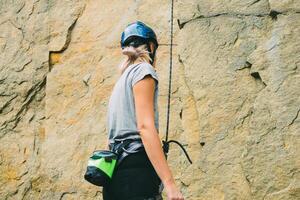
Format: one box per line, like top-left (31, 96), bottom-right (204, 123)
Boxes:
top-left (133, 59), bottom-right (143, 65)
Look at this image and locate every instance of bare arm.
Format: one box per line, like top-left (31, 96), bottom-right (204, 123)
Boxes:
top-left (133, 75), bottom-right (183, 199)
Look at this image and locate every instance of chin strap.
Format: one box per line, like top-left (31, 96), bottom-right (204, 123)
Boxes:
top-left (146, 43), bottom-right (156, 65)
top-left (163, 0), bottom-right (192, 165)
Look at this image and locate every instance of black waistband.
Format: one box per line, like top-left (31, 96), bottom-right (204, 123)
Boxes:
top-left (117, 149), bottom-right (154, 170)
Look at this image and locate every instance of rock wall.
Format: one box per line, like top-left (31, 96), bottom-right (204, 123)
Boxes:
top-left (0, 0), bottom-right (299, 199)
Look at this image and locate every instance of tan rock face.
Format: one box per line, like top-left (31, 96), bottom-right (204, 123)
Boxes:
top-left (0, 0), bottom-right (299, 199)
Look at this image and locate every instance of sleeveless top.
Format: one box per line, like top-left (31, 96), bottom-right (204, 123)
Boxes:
top-left (106, 62), bottom-right (159, 147)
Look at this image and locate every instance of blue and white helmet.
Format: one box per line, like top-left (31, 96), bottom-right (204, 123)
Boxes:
top-left (120, 21), bottom-right (159, 50)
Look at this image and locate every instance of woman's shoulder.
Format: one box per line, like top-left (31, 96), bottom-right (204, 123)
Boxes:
top-left (131, 62), bottom-right (157, 74)
top-left (130, 62), bottom-right (159, 87)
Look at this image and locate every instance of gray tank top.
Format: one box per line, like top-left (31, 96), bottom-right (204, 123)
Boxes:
top-left (106, 62), bottom-right (159, 146)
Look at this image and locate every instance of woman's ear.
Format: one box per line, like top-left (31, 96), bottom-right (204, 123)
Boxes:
top-left (149, 42), bottom-right (155, 54)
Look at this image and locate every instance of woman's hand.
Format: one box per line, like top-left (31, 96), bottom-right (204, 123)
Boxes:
top-left (164, 179), bottom-right (184, 200)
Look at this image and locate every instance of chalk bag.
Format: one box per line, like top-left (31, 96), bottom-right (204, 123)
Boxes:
top-left (84, 150), bottom-right (118, 187)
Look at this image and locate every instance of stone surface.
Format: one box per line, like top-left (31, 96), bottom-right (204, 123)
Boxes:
top-left (0, 0), bottom-right (299, 199)
top-left (269, 0), bottom-right (300, 12)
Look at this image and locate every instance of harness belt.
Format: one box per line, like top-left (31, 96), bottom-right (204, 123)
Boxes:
top-left (109, 138), bottom-right (144, 167)
top-left (109, 138), bottom-right (192, 168)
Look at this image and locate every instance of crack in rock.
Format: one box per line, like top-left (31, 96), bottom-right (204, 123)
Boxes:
top-left (177, 10), bottom-right (299, 29)
top-left (236, 61), bottom-right (253, 71)
top-left (248, 0), bottom-right (262, 7)
top-left (250, 71), bottom-right (267, 87)
top-left (269, 10), bottom-right (281, 20)
top-left (178, 12), bottom-right (270, 29)
top-left (48, 18), bottom-right (77, 71)
top-left (288, 108), bottom-right (300, 126)
top-left (0, 76), bottom-right (46, 139)
top-left (59, 191), bottom-right (77, 200)
top-left (48, 3), bottom-right (87, 71)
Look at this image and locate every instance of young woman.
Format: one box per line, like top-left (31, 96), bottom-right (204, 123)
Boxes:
top-left (103, 21), bottom-right (184, 200)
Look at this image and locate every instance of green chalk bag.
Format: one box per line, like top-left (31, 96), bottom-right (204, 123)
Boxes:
top-left (84, 150), bottom-right (118, 187)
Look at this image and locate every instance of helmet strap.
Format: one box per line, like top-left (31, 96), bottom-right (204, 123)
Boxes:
top-left (150, 48), bottom-right (156, 65)
top-left (146, 43), bottom-right (156, 65)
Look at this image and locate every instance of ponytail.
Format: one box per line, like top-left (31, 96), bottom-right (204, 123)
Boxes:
top-left (118, 44), bottom-right (156, 75)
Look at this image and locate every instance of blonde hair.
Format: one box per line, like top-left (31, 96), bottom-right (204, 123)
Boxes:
top-left (118, 43), bottom-right (156, 74)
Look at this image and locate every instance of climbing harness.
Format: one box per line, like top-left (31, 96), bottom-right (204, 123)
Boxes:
top-left (162, 0), bottom-right (193, 164)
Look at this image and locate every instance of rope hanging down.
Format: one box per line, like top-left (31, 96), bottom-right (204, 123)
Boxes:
top-left (162, 0), bottom-right (192, 164)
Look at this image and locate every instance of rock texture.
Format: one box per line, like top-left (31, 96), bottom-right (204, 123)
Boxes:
top-left (0, 0), bottom-right (299, 199)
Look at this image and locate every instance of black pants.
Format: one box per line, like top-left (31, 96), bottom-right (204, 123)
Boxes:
top-left (102, 150), bottom-right (162, 200)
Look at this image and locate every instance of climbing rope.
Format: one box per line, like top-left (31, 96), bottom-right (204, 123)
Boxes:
top-left (164, 0), bottom-right (174, 143)
top-left (162, 0), bottom-right (192, 164)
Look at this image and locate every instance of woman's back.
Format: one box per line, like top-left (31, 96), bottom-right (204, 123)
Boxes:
top-left (106, 61), bottom-right (159, 146)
